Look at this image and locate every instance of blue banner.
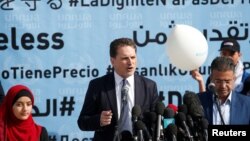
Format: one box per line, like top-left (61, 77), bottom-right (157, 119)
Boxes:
top-left (1, 0), bottom-right (249, 140)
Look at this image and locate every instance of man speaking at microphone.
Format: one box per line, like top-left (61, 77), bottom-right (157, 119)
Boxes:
top-left (77, 37), bottom-right (159, 141)
top-left (198, 56), bottom-right (250, 125)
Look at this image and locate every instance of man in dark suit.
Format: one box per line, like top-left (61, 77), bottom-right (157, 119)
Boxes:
top-left (198, 56), bottom-right (250, 125)
top-left (77, 38), bottom-right (159, 141)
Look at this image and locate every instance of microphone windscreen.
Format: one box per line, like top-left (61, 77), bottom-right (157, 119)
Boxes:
top-left (135, 120), bottom-right (152, 140)
top-left (183, 91), bottom-right (204, 117)
top-left (189, 103), bottom-right (204, 117)
top-left (163, 107), bottom-right (175, 118)
top-left (155, 102), bottom-right (165, 115)
top-left (201, 118), bottom-right (209, 129)
top-left (208, 82), bottom-right (218, 97)
top-left (175, 112), bottom-right (186, 127)
top-left (183, 91), bottom-right (195, 106)
top-left (143, 112), bottom-right (157, 127)
top-left (164, 123), bottom-right (178, 141)
top-left (167, 104), bottom-right (178, 113)
top-left (178, 104), bottom-right (188, 114)
top-left (163, 107), bottom-right (175, 128)
top-left (135, 120), bottom-right (146, 130)
top-left (142, 112), bottom-right (156, 139)
top-left (166, 123), bottom-right (178, 135)
top-left (132, 105), bottom-right (141, 116)
top-left (176, 112), bottom-right (186, 122)
top-left (147, 112), bottom-right (157, 122)
top-left (183, 91), bottom-right (201, 105)
top-left (120, 130), bottom-right (133, 141)
top-left (208, 83), bottom-right (216, 92)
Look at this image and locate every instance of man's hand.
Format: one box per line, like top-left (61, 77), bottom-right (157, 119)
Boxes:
top-left (100, 110), bottom-right (113, 127)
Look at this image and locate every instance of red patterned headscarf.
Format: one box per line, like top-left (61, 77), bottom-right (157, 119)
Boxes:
top-left (0, 84), bottom-right (42, 141)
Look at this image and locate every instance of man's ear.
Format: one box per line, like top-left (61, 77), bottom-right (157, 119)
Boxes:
top-left (110, 57), bottom-right (114, 65)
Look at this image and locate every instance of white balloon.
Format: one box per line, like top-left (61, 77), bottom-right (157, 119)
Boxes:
top-left (166, 24), bottom-right (208, 71)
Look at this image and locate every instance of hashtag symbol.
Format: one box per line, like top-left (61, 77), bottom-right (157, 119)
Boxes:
top-left (60, 96), bottom-right (75, 116)
top-left (69, 0), bottom-right (79, 7)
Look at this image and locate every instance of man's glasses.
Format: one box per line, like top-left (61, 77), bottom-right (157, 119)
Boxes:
top-left (213, 79), bottom-right (234, 85)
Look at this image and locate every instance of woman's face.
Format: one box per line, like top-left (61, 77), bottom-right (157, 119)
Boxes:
top-left (12, 96), bottom-right (33, 120)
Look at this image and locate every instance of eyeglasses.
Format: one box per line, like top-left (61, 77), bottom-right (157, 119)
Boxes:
top-left (213, 79), bottom-right (234, 85)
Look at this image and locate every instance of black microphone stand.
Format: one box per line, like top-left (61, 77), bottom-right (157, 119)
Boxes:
top-left (209, 83), bottom-right (225, 125)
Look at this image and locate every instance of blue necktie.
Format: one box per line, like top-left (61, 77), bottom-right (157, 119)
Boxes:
top-left (118, 79), bottom-right (132, 134)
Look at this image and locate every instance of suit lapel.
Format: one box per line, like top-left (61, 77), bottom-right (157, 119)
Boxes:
top-left (105, 74), bottom-right (119, 122)
top-left (230, 92), bottom-right (239, 124)
top-left (105, 74), bottom-right (146, 122)
top-left (134, 75), bottom-right (144, 106)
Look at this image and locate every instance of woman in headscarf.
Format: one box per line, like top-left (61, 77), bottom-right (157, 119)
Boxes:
top-left (0, 84), bottom-right (49, 141)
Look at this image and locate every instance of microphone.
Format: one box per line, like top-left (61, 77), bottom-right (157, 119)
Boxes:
top-left (132, 105), bottom-right (142, 136)
top-left (186, 114), bottom-right (199, 140)
top-left (186, 115), bottom-right (194, 130)
top-left (132, 105), bottom-right (141, 123)
top-left (175, 112), bottom-right (193, 141)
top-left (155, 102), bottom-right (165, 141)
top-left (120, 130), bottom-right (133, 141)
top-left (163, 107), bottom-right (175, 129)
top-left (164, 123), bottom-right (177, 141)
top-left (178, 104), bottom-right (188, 115)
top-left (167, 104), bottom-right (178, 114)
top-left (143, 112), bottom-right (157, 140)
top-left (200, 118), bottom-right (208, 141)
top-left (135, 120), bottom-right (152, 141)
top-left (183, 91), bottom-right (204, 118)
top-left (208, 83), bottom-right (217, 97)
top-left (208, 83), bottom-right (225, 125)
